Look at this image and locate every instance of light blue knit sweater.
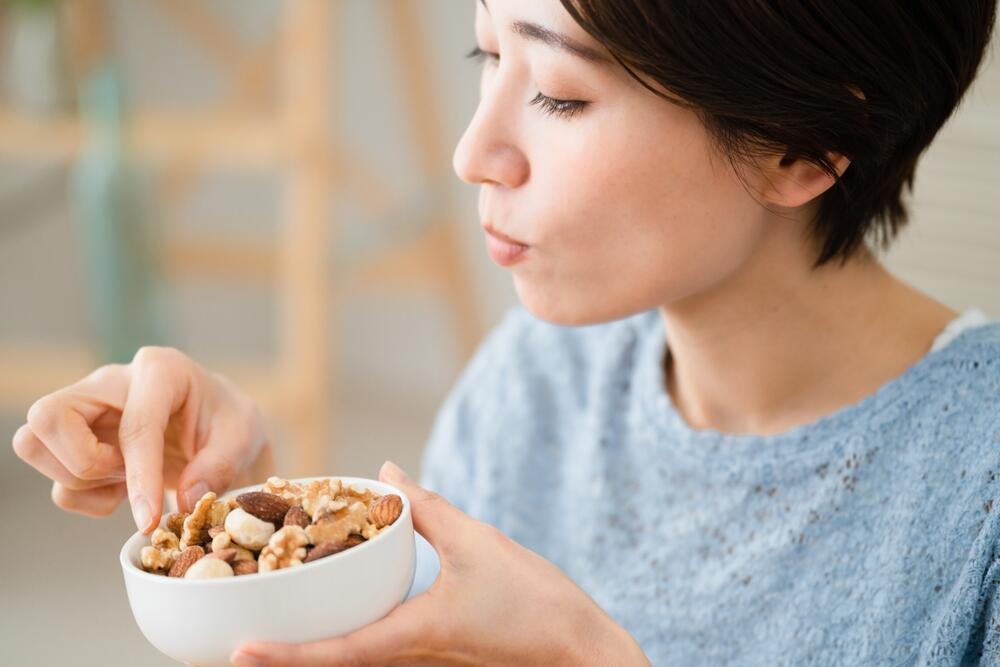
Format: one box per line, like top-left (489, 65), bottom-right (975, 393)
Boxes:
top-left (416, 307), bottom-right (1000, 666)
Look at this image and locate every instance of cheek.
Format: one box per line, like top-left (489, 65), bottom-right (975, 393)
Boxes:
top-left (514, 109), bottom-right (768, 324)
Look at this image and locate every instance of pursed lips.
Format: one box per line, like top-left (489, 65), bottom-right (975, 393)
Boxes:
top-left (483, 223), bottom-right (529, 247)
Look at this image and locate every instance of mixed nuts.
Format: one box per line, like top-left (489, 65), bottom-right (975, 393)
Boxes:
top-left (139, 477), bottom-right (403, 579)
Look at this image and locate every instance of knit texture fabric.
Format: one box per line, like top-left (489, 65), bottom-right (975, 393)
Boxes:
top-left (419, 307), bottom-right (1000, 666)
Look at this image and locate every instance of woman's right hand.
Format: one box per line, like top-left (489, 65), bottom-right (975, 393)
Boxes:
top-left (11, 346), bottom-right (275, 534)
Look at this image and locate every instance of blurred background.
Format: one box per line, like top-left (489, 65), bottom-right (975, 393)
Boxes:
top-left (0, 1), bottom-right (996, 664)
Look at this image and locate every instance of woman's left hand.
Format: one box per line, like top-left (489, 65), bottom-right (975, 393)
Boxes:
top-left (231, 461), bottom-right (650, 667)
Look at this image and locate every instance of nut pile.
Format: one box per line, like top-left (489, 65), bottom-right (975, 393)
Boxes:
top-left (139, 477), bottom-right (403, 579)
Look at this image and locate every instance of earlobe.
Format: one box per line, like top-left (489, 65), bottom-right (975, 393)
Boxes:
top-left (757, 152), bottom-right (851, 209)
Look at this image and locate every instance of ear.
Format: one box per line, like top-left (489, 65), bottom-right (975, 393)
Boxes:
top-left (755, 151), bottom-right (851, 209)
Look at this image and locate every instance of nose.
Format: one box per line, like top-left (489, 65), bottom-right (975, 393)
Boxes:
top-left (452, 83), bottom-right (530, 189)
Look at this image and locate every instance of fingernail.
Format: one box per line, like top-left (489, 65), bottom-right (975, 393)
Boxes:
top-left (231, 650), bottom-right (265, 667)
top-left (381, 460), bottom-right (412, 485)
top-left (183, 481), bottom-right (210, 509)
top-left (131, 497), bottom-right (152, 533)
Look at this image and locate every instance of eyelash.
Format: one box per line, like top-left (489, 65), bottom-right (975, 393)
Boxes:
top-left (465, 46), bottom-right (589, 120)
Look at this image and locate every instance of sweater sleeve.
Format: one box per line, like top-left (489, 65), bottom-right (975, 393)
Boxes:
top-left (965, 551), bottom-right (1000, 665)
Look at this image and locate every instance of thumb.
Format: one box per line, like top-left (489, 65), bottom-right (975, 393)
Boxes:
top-left (378, 460), bottom-right (465, 551)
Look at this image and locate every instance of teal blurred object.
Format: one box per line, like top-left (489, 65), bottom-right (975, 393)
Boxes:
top-left (72, 63), bottom-right (163, 363)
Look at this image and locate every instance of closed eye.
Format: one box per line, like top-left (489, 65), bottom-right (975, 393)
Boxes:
top-left (466, 45), bottom-right (590, 120)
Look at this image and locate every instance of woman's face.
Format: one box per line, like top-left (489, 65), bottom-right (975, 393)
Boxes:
top-left (453, 0), bottom-right (786, 325)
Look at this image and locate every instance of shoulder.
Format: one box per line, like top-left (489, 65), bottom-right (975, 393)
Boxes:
top-left (891, 321), bottom-right (1000, 507)
top-left (916, 321), bottom-right (1000, 416)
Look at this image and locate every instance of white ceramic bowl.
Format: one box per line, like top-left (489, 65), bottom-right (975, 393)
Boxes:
top-left (120, 477), bottom-right (415, 667)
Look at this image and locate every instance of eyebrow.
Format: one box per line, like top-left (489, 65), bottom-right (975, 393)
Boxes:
top-left (478, 0), bottom-right (610, 65)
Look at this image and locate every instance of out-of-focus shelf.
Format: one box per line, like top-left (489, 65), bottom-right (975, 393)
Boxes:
top-left (0, 108), bottom-right (283, 167)
top-left (0, 342), bottom-right (288, 421)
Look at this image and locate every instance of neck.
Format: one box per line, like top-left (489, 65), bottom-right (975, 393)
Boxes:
top-left (661, 243), bottom-right (957, 435)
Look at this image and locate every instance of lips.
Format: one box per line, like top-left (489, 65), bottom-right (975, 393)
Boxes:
top-left (483, 224), bottom-right (529, 267)
top-left (483, 224), bottom-right (528, 247)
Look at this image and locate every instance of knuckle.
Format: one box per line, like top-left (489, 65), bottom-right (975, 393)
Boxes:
top-left (480, 522), bottom-right (504, 541)
top-left (11, 425), bottom-right (38, 461)
top-left (25, 397), bottom-right (60, 442)
top-left (64, 453), bottom-right (105, 481)
top-left (477, 522), bottom-right (512, 550)
top-left (118, 411), bottom-right (156, 446)
top-left (417, 488), bottom-right (447, 507)
top-left (208, 456), bottom-right (238, 485)
top-left (86, 363), bottom-right (126, 385)
top-left (133, 345), bottom-right (188, 373)
top-left (50, 483), bottom-right (75, 510)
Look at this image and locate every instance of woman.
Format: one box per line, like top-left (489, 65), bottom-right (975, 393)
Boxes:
top-left (12, 0), bottom-right (1000, 664)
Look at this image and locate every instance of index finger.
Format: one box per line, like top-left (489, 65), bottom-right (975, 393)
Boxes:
top-left (119, 347), bottom-right (196, 534)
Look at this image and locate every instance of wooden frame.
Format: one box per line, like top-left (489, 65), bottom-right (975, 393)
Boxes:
top-left (0, 0), bottom-right (481, 475)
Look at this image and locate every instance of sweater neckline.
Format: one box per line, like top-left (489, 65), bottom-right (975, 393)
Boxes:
top-left (632, 310), bottom-right (988, 473)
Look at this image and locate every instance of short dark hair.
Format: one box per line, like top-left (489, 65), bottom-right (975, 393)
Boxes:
top-left (560, 0), bottom-right (997, 265)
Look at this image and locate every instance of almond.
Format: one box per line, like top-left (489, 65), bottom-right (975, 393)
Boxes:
top-left (168, 545), bottom-right (205, 578)
top-left (237, 491), bottom-right (291, 525)
top-left (367, 494), bottom-right (403, 528)
top-left (208, 548), bottom-right (238, 564)
top-left (303, 540), bottom-right (349, 563)
top-left (232, 560), bottom-right (258, 576)
top-left (344, 534), bottom-right (366, 547)
top-left (283, 504), bottom-right (311, 529)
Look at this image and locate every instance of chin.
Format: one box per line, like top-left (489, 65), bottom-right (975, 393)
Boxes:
top-left (513, 276), bottom-right (650, 327)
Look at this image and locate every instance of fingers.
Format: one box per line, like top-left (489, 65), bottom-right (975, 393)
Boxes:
top-left (233, 595), bottom-right (436, 667)
top-left (13, 425), bottom-right (125, 491)
top-left (24, 365), bottom-right (129, 482)
top-left (378, 461), bottom-right (466, 554)
top-left (51, 481), bottom-right (128, 518)
top-left (174, 408), bottom-right (258, 511)
top-left (119, 347), bottom-right (197, 533)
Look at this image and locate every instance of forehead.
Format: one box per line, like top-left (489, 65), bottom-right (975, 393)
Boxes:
top-left (476, 0), bottom-right (613, 62)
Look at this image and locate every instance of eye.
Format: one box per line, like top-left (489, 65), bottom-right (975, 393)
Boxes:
top-left (528, 92), bottom-right (588, 119)
top-left (466, 45), bottom-right (499, 65)
top-left (466, 45), bottom-right (589, 120)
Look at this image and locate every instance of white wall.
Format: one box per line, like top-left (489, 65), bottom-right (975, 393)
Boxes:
top-left (885, 34), bottom-right (1000, 315)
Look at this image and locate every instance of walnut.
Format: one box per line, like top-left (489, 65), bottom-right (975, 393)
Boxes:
top-left (165, 512), bottom-right (187, 538)
top-left (140, 545), bottom-right (178, 573)
top-left (306, 495), bottom-right (348, 523)
top-left (262, 477), bottom-right (305, 505)
top-left (305, 501), bottom-right (368, 546)
top-left (151, 527), bottom-right (180, 552)
top-left (259, 525), bottom-right (309, 573)
top-left (208, 499), bottom-right (231, 529)
top-left (180, 492), bottom-right (217, 549)
top-left (361, 522), bottom-right (381, 540)
top-left (345, 484), bottom-right (378, 504)
top-left (139, 527), bottom-right (182, 573)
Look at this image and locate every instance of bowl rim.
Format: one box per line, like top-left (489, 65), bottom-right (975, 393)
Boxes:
top-left (119, 475), bottom-right (412, 586)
